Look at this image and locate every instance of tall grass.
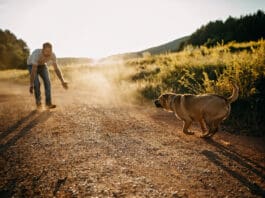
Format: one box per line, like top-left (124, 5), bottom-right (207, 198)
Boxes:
top-left (126, 40), bottom-right (265, 136)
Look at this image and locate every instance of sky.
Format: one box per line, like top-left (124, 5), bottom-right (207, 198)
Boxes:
top-left (0, 0), bottom-right (264, 58)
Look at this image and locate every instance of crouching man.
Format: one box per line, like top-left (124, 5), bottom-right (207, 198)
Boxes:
top-left (27, 42), bottom-right (68, 109)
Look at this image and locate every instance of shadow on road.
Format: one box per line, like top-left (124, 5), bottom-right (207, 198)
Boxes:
top-left (0, 110), bottom-right (37, 142)
top-left (202, 139), bottom-right (265, 197)
top-left (0, 179), bottom-right (16, 198)
top-left (0, 110), bottom-right (51, 154)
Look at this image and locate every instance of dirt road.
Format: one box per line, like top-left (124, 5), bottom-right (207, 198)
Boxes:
top-left (0, 78), bottom-right (264, 197)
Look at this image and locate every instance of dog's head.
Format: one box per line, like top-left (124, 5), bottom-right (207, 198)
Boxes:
top-left (154, 93), bottom-right (176, 110)
top-left (154, 98), bottom-right (163, 108)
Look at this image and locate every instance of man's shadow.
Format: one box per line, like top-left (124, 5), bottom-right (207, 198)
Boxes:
top-left (0, 110), bottom-right (37, 141)
top-left (202, 139), bottom-right (265, 196)
top-left (0, 110), bottom-right (51, 154)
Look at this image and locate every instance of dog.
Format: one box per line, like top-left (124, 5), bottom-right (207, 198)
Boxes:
top-left (154, 82), bottom-right (239, 138)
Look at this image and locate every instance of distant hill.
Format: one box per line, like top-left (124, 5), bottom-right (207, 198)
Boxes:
top-left (57, 57), bottom-right (93, 66)
top-left (138, 36), bottom-right (190, 55)
top-left (103, 36), bottom-right (190, 61)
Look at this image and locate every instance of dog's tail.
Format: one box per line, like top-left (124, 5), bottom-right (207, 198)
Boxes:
top-left (227, 81), bottom-right (239, 104)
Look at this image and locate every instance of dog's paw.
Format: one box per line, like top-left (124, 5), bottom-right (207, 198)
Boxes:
top-left (199, 133), bottom-right (211, 138)
top-left (206, 133), bottom-right (216, 138)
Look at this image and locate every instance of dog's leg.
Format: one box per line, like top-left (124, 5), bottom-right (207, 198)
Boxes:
top-left (207, 121), bottom-right (220, 137)
top-left (182, 119), bottom-right (194, 135)
top-left (207, 119), bottom-right (221, 137)
top-left (199, 118), bottom-right (209, 138)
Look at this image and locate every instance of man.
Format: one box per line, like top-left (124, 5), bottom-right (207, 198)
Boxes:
top-left (27, 42), bottom-right (68, 109)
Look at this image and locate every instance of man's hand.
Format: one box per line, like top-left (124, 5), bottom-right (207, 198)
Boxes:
top-left (62, 81), bottom-right (68, 89)
top-left (29, 85), bottom-right (34, 94)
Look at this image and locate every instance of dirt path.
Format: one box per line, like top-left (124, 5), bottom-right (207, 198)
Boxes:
top-left (0, 80), bottom-right (264, 198)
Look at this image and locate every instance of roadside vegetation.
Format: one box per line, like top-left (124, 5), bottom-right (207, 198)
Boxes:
top-left (125, 40), bottom-right (265, 136)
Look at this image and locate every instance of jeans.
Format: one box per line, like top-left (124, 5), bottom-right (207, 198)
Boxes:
top-left (28, 65), bottom-right (52, 105)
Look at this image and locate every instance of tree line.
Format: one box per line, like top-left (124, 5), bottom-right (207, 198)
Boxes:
top-left (182, 10), bottom-right (265, 48)
top-left (0, 29), bottom-right (29, 70)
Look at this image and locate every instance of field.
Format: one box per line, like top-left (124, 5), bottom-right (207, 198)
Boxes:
top-left (0, 41), bottom-right (265, 197)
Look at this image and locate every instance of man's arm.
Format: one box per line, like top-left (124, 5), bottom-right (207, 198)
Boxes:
top-left (53, 63), bottom-right (68, 89)
top-left (53, 63), bottom-right (64, 82)
top-left (29, 64), bottom-right (38, 93)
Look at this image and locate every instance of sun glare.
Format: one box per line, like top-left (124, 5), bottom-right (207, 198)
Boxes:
top-left (0, 0), bottom-right (264, 58)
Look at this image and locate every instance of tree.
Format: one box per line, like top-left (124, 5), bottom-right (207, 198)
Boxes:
top-left (0, 29), bottom-right (29, 70)
top-left (186, 10), bottom-right (265, 47)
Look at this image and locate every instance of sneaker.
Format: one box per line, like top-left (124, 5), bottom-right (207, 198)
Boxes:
top-left (46, 104), bottom-right (56, 109)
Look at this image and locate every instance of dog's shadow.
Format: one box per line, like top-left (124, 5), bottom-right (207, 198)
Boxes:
top-left (202, 139), bottom-right (265, 196)
top-left (0, 110), bottom-right (51, 154)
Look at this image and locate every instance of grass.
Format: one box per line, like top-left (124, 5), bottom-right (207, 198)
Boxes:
top-left (0, 69), bottom-right (29, 83)
top-left (0, 64), bottom-right (93, 84)
top-left (125, 39), bottom-right (265, 136)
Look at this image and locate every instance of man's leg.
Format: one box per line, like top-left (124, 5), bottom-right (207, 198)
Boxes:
top-left (28, 65), bottom-right (41, 106)
top-left (38, 65), bottom-right (55, 108)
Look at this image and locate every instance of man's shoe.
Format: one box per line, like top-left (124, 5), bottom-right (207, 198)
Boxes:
top-left (46, 104), bottom-right (56, 109)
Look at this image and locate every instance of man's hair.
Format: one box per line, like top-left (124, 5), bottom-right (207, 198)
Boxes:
top-left (43, 42), bottom-right (52, 49)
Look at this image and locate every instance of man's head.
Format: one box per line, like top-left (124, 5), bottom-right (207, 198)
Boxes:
top-left (42, 42), bottom-right (53, 57)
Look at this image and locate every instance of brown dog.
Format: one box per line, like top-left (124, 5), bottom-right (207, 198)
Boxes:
top-left (154, 82), bottom-right (239, 138)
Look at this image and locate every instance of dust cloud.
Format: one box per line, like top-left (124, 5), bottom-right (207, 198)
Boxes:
top-left (55, 61), bottom-right (143, 107)
top-left (0, 60), bottom-right (145, 108)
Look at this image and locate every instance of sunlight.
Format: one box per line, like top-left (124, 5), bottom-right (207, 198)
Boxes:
top-left (0, 0), bottom-right (264, 58)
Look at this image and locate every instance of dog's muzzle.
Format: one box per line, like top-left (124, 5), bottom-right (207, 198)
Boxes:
top-left (154, 99), bottom-right (162, 108)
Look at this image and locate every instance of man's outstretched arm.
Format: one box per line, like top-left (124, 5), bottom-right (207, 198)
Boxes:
top-left (53, 63), bottom-right (68, 89)
top-left (29, 64), bottom-right (38, 93)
